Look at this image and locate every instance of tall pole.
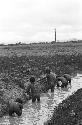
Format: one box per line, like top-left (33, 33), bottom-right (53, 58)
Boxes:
top-left (55, 28), bottom-right (56, 42)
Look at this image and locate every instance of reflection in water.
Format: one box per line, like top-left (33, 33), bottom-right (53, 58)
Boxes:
top-left (9, 116), bottom-right (23, 125)
top-left (22, 101), bottom-right (42, 125)
top-left (0, 73), bottom-right (82, 125)
top-left (22, 93), bottom-right (56, 125)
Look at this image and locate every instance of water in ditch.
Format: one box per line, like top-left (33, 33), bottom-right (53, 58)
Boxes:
top-left (0, 73), bottom-right (82, 125)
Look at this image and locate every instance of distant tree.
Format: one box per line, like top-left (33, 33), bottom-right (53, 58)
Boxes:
top-left (0, 44), bottom-right (4, 46)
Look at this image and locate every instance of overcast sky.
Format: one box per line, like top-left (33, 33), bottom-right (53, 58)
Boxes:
top-left (0, 0), bottom-right (82, 44)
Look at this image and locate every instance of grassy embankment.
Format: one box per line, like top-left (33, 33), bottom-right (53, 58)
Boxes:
top-left (45, 88), bottom-right (82, 125)
top-left (0, 41), bottom-right (82, 118)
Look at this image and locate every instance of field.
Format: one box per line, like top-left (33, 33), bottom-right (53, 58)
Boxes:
top-left (0, 41), bottom-right (82, 77)
top-left (0, 41), bottom-right (82, 118)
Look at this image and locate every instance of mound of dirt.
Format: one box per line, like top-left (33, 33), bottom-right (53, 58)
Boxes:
top-left (44, 88), bottom-right (82, 125)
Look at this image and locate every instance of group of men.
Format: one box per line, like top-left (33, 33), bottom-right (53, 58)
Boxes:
top-left (45, 67), bottom-right (71, 90)
top-left (8, 67), bottom-right (71, 117)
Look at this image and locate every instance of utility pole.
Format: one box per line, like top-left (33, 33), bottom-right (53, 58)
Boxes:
top-left (55, 28), bottom-right (56, 42)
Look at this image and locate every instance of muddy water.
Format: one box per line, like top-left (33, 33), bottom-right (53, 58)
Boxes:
top-left (0, 73), bottom-right (82, 125)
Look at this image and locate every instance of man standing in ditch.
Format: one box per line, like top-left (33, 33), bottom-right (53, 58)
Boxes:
top-left (26, 76), bottom-right (40, 102)
top-left (45, 68), bottom-right (57, 92)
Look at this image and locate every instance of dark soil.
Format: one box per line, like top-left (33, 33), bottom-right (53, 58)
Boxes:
top-left (44, 88), bottom-right (82, 125)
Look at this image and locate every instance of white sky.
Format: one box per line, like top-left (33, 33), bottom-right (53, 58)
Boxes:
top-left (0, 0), bottom-right (82, 44)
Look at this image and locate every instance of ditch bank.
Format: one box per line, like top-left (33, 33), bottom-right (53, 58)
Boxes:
top-left (44, 88), bottom-right (82, 125)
